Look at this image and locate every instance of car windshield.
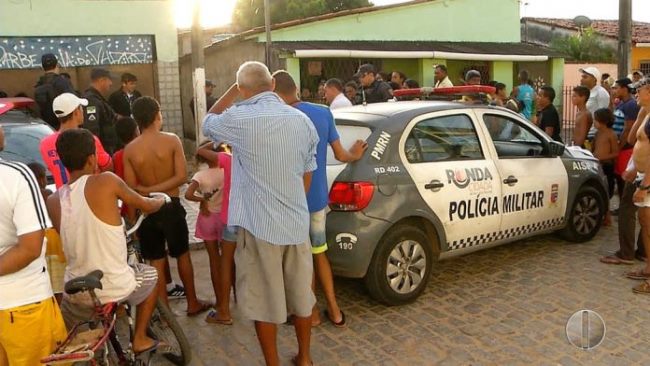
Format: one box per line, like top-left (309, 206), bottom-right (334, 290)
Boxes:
top-left (327, 124), bottom-right (372, 165)
top-left (0, 123), bottom-right (53, 166)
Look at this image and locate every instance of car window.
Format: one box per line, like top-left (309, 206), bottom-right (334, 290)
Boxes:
top-left (327, 124), bottom-right (372, 166)
top-left (0, 124), bottom-right (53, 166)
top-left (405, 114), bottom-right (483, 163)
top-left (483, 114), bottom-right (545, 158)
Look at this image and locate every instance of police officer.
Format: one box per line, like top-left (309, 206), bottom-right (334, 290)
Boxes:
top-left (83, 68), bottom-right (119, 154)
top-left (34, 53), bottom-right (75, 130)
top-left (354, 64), bottom-right (393, 104)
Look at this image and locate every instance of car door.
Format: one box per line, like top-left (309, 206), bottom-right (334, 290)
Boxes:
top-left (399, 111), bottom-right (502, 252)
top-left (477, 110), bottom-right (569, 238)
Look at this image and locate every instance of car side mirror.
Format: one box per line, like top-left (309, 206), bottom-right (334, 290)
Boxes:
top-left (548, 141), bottom-right (565, 157)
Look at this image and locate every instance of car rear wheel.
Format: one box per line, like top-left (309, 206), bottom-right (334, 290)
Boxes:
top-left (560, 186), bottom-right (604, 242)
top-left (365, 224), bottom-right (433, 305)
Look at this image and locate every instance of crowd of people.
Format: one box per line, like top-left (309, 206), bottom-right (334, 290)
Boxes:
top-left (5, 50), bottom-right (650, 365)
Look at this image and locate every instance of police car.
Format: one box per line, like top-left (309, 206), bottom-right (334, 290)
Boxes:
top-left (325, 87), bottom-right (608, 305)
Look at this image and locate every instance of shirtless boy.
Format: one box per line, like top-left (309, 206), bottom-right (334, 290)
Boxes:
top-left (123, 96), bottom-right (209, 315)
top-left (625, 78), bottom-right (650, 294)
top-left (571, 86), bottom-right (592, 148)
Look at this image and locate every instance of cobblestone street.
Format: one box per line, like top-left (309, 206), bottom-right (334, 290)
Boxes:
top-left (159, 220), bottom-right (650, 366)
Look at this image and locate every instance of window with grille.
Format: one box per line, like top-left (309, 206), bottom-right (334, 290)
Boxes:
top-left (640, 61), bottom-right (650, 76)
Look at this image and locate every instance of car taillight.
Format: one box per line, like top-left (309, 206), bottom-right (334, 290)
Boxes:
top-left (329, 182), bottom-right (374, 211)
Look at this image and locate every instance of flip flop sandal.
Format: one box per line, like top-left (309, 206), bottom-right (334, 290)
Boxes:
top-left (134, 340), bottom-right (160, 355)
top-left (600, 255), bottom-right (635, 265)
top-left (633, 281), bottom-right (650, 294)
top-left (625, 270), bottom-right (650, 280)
top-left (205, 310), bottom-right (233, 325)
top-left (187, 302), bottom-right (213, 317)
top-left (324, 310), bottom-right (346, 328)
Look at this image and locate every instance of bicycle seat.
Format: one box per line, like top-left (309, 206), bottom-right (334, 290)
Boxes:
top-left (64, 270), bottom-right (104, 295)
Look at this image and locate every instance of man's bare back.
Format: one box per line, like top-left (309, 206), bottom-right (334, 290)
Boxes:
top-left (633, 115), bottom-right (650, 173)
top-left (123, 131), bottom-right (187, 197)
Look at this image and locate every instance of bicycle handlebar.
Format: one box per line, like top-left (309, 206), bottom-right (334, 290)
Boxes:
top-left (124, 192), bottom-right (171, 237)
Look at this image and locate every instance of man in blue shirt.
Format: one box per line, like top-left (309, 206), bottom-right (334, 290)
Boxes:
top-left (510, 70), bottom-right (535, 120)
top-left (202, 62), bottom-right (319, 366)
top-left (272, 71), bottom-right (367, 329)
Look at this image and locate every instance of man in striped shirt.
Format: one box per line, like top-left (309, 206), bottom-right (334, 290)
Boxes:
top-left (202, 61), bottom-right (319, 366)
top-left (0, 125), bottom-right (67, 365)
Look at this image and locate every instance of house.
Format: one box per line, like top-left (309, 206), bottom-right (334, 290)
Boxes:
top-left (179, 0), bottom-right (564, 140)
top-left (522, 17), bottom-right (650, 75)
top-left (0, 0), bottom-right (183, 136)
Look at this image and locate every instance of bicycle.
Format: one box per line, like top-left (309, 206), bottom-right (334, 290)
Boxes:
top-left (41, 193), bottom-right (192, 365)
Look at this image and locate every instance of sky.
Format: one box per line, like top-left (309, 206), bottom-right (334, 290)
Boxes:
top-left (176, 0), bottom-right (650, 29)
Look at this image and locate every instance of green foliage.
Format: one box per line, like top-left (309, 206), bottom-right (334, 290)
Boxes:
top-left (232, 0), bottom-right (373, 31)
top-left (550, 28), bottom-right (616, 63)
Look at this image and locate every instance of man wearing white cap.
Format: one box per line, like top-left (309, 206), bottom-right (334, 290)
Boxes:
top-left (580, 66), bottom-right (611, 140)
top-left (39, 93), bottom-right (113, 188)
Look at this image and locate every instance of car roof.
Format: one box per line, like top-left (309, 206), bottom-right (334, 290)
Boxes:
top-left (332, 101), bottom-right (516, 129)
top-left (0, 97), bottom-right (35, 115)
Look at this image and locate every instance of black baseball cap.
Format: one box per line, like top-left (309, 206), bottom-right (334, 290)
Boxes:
top-left (41, 53), bottom-right (58, 70)
top-left (616, 77), bottom-right (633, 91)
top-left (205, 80), bottom-right (215, 87)
top-left (90, 68), bottom-right (114, 81)
top-left (354, 64), bottom-right (376, 78)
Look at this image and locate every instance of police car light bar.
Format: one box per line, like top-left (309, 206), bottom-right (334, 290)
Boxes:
top-left (0, 97), bottom-right (35, 115)
top-left (393, 85), bottom-right (497, 102)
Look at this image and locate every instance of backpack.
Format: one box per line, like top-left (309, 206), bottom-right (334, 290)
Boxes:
top-left (34, 74), bottom-right (62, 129)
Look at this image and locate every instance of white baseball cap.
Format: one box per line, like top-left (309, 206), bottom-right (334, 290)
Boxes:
top-left (52, 93), bottom-right (88, 118)
top-left (579, 66), bottom-right (601, 81)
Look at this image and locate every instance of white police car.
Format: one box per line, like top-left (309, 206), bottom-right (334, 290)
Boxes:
top-left (325, 89), bottom-right (608, 305)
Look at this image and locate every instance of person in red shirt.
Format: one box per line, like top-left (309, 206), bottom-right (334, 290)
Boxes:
top-left (40, 93), bottom-right (112, 188)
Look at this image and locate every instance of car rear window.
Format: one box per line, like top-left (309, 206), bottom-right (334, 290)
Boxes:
top-left (0, 124), bottom-right (53, 166)
top-left (327, 124), bottom-right (372, 166)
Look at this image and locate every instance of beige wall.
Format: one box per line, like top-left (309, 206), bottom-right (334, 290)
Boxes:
top-left (563, 63), bottom-right (618, 87)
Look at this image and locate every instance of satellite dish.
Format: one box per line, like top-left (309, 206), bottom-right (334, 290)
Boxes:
top-left (573, 15), bottom-right (592, 28)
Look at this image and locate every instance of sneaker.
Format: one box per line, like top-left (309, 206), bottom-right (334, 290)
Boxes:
top-left (167, 284), bottom-right (186, 299)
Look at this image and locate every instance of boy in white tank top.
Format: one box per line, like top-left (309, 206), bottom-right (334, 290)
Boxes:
top-left (45, 128), bottom-right (166, 355)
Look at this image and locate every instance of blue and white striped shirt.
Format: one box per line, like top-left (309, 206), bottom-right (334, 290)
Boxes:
top-left (202, 91), bottom-right (319, 245)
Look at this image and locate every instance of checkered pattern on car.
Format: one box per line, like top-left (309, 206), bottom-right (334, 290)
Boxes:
top-left (447, 217), bottom-right (565, 251)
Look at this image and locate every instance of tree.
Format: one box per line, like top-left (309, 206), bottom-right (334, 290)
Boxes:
top-left (550, 28), bottom-right (616, 63)
top-left (232, 0), bottom-right (373, 32)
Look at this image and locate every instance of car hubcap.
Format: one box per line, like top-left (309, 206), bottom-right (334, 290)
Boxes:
top-left (386, 240), bottom-right (427, 294)
top-left (573, 195), bottom-right (600, 235)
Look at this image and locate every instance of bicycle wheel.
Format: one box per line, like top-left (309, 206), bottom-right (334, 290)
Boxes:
top-left (148, 299), bottom-right (191, 365)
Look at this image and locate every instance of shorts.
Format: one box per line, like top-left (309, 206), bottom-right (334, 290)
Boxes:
top-left (309, 209), bottom-right (328, 254)
top-left (0, 297), bottom-right (67, 366)
top-left (195, 211), bottom-right (222, 241)
top-left (221, 222), bottom-right (238, 243)
top-left (234, 228), bottom-right (315, 324)
top-left (124, 263), bottom-right (158, 306)
top-left (138, 197), bottom-right (189, 260)
top-left (635, 173), bottom-right (650, 208)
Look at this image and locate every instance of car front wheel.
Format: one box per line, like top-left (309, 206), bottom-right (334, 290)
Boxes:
top-left (561, 186), bottom-right (605, 242)
top-left (365, 224), bottom-right (434, 305)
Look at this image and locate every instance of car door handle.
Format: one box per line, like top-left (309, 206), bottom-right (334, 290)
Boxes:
top-left (503, 176), bottom-right (518, 185)
top-left (424, 180), bottom-right (444, 191)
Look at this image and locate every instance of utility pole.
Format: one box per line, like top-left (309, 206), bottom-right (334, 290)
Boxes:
top-left (264, 0), bottom-right (272, 69)
top-left (618, 0), bottom-right (632, 78)
top-left (191, 0), bottom-right (206, 146)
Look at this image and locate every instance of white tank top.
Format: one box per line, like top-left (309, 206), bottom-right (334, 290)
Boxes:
top-left (60, 175), bottom-right (135, 304)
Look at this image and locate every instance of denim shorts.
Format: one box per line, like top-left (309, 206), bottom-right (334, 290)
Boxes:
top-left (222, 223), bottom-right (238, 243)
top-left (309, 209), bottom-right (328, 254)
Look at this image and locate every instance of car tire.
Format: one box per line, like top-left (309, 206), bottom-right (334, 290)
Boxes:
top-left (560, 186), bottom-right (605, 243)
top-left (365, 224), bottom-right (433, 306)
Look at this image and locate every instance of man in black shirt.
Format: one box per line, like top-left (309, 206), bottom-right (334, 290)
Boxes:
top-left (33, 53), bottom-right (75, 130)
top-left (190, 80), bottom-right (218, 119)
top-left (535, 86), bottom-right (563, 143)
top-left (109, 73), bottom-right (142, 117)
top-left (354, 64), bottom-right (392, 104)
top-left (83, 68), bottom-right (119, 154)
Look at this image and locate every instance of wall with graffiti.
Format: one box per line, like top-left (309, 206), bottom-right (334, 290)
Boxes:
top-left (0, 35), bottom-right (155, 70)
